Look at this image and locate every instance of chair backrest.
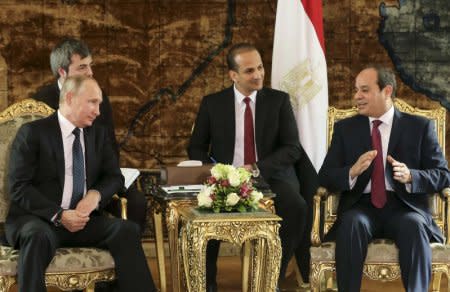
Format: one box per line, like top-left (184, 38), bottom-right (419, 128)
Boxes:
top-left (322, 98), bottom-right (447, 237)
top-left (0, 99), bottom-right (54, 225)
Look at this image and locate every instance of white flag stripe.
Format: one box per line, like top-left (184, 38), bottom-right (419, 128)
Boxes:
top-left (272, 0), bottom-right (328, 172)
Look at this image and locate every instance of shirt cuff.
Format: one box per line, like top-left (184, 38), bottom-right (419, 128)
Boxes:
top-left (349, 173), bottom-right (357, 190)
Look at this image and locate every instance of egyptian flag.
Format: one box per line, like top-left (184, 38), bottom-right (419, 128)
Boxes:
top-left (271, 0), bottom-right (328, 283)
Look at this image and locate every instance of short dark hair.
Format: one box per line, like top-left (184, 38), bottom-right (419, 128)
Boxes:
top-left (226, 43), bottom-right (259, 72)
top-left (50, 38), bottom-right (91, 78)
top-left (365, 65), bottom-right (397, 97)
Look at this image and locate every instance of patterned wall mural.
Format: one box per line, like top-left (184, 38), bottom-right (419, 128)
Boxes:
top-left (0, 0), bottom-right (448, 169)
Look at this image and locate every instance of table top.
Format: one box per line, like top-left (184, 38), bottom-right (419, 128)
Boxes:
top-left (149, 176), bottom-right (275, 202)
top-left (178, 206), bottom-right (282, 223)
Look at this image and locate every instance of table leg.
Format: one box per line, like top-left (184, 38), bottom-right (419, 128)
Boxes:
top-left (242, 241), bottom-right (251, 292)
top-left (262, 226), bottom-right (282, 291)
top-left (180, 224), bottom-right (207, 292)
top-left (166, 203), bottom-right (182, 292)
top-left (152, 210), bottom-right (167, 292)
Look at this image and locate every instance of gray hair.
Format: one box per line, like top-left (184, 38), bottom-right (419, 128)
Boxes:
top-left (50, 38), bottom-right (91, 78)
top-left (59, 75), bottom-right (96, 104)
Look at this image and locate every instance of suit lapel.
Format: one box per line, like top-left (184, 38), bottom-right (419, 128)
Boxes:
top-left (254, 89), bottom-right (267, 152)
top-left (48, 114), bottom-right (65, 188)
top-left (83, 126), bottom-right (95, 188)
top-left (387, 109), bottom-right (402, 155)
top-left (386, 109), bottom-right (402, 187)
top-left (221, 87), bottom-right (236, 162)
top-left (354, 115), bottom-right (373, 192)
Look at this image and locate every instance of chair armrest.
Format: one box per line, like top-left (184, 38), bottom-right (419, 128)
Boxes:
top-left (311, 187), bottom-right (329, 246)
top-left (112, 194), bottom-right (128, 220)
top-left (441, 187), bottom-right (450, 241)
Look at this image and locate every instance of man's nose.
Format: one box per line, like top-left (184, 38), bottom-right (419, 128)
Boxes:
top-left (86, 66), bottom-right (93, 77)
top-left (94, 104), bottom-right (100, 116)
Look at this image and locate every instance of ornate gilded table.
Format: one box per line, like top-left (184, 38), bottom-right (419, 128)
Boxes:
top-left (148, 186), bottom-right (275, 292)
top-left (178, 207), bottom-right (282, 292)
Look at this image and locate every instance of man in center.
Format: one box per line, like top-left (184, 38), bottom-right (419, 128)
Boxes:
top-left (188, 43), bottom-right (307, 291)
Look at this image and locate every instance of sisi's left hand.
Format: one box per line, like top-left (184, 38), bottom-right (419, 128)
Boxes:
top-left (387, 155), bottom-right (412, 184)
top-left (75, 190), bottom-right (101, 216)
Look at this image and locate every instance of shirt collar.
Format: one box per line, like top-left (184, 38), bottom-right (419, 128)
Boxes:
top-left (233, 84), bottom-right (257, 104)
top-left (57, 79), bottom-right (63, 90)
top-left (57, 110), bottom-right (83, 138)
top-left (369, 105), bottom-right (394, 126)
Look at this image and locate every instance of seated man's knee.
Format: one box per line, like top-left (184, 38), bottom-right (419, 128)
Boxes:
top-left (114, 220), bottom-right (141, 239)
top-left (338, 209), bottom-right (372, 235)
top-left (20, 223), bottom-right (57, 251)
top-left (395, 213), bottom-right (428, 239)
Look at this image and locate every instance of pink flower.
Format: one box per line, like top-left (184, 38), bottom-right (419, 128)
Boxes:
top-left (207, 176), bottom-right (217, 185)
top-left (240, 184), bottom-right (252, 198)
top-left (220, 179), bottom-right (230, 187)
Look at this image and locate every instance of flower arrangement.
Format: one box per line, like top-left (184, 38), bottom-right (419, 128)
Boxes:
top-left (197, 163), bottom-right (264, 213)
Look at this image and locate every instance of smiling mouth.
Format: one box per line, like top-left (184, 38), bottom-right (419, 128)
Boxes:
top-left (356, 103), bottom-right (368, 108)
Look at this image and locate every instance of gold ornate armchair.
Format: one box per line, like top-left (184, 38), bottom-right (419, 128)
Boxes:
top-left (0, 99), bottom-right (124, 292)
top-left (310, 98), bottom-right (450, 291)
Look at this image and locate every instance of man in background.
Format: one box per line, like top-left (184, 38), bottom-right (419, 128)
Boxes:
top-left (188, 43), bottom-right (307, 291)
top-left (33, 38), bottom-right (147, 232)
top-left (7, 75), bottom-right (156, 292)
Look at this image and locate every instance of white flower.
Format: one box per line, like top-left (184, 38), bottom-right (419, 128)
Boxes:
top-left (226, 193), bottom-right (240, 206)
top-left (238, 167), bottom-right (252, 183)
top-left (228, 169), bottom-right (240, 187)
top-left (250, 190), bottom-right (263, 203)
top-left (197, 186), bottom-right (214, 207)
top-left (211, 163), bottom-right (230, 180)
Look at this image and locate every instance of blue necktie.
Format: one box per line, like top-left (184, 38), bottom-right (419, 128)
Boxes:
top-left (70, 128), bottom-right (85, 209)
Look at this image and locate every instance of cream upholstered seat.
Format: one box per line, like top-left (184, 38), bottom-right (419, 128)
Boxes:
top-left (0, 99), bottom-right (122, 292)
top-left (310, 98), bottom-right (450, 292)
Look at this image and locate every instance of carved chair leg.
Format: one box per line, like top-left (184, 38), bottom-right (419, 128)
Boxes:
top-left (431, 271), bottom-right (442, 292)
top-left (85, 282), bottom-right (95, 292)
top-left (0, 276), bottom-right (16, 292)
top-left (325, 270), bottom-right (336, 291)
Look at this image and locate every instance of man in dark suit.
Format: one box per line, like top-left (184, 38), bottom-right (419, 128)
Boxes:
top-left (6, 75), bottom-right (156, 292)
top-left (33, 38), bottom-right (147, 232)
top-left (188, 43), bottom-right (307, 291)
top-left (319, 66), bottom-right (450, 292)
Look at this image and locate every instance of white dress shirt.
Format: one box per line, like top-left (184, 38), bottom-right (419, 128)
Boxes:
top-left (232, 85), bottom-right (258, 167)
top-left (350, 105), bottom-right (395, 192)
top-left (57, 110), bottom-right (87, 209)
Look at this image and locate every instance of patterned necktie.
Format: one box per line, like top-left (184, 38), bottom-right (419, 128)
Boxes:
top-left (70, 128), bottom-right (85, 209)
top-left (371, 120), bottom-right (387, 208)
top-left (243, 97), bottom-right (256, 165)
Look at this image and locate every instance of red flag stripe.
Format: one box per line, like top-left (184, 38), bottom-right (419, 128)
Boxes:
top-left (300, 0), bottom-right (325, 52)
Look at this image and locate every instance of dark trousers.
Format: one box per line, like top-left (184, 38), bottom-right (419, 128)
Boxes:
top-left (5, 214), bottom-right (156, 292)
top-left (106, 184), bottom-right (147, 233)
top-left (335, 193), bottom-right (432, 292)
top-left (206, 176), bottom-right (307, 286)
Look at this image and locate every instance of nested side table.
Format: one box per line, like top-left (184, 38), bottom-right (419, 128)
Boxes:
top-left (178, 207), bottom-right (282, 292)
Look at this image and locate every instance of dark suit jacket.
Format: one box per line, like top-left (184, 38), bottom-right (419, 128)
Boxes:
top-left (188, 86), bottom-right (301, 181)
top-left (33, 81), bottom-right (117, 150)
top-left (319, 108), bottom-right (450, 242)
top-left (7, 113), bottom-right (123, 225)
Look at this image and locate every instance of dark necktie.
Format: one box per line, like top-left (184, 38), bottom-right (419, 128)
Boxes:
top-left (70, 128), bottom-right (85, 209)
top-left (244, 97), bottom-right (256, 165)
top-left (371, 120), bottom-right (387, 208)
